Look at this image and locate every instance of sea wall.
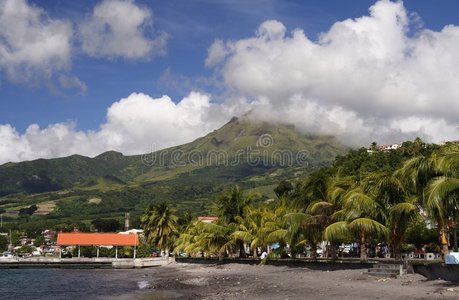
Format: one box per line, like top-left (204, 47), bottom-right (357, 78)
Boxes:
top-left (412, 263), bottom-right (459, 281)
top-left (175, 257), bottom-right (373, 271)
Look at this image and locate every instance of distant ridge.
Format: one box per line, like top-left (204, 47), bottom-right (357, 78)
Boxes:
top-left (0, 117), bottom-right (348, 197)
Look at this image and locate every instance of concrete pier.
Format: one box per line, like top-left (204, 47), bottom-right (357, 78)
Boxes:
top-left (0, 257), bottom-right (172, 269)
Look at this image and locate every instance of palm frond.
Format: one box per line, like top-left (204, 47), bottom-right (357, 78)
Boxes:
top-left (348, 218), bottom-right (388, 239)
top-left (426, 176), bottom-right (459, 220)
top-left (324, 221), bottom-right (349, 241)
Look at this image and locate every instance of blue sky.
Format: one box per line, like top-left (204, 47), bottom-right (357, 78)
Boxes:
top-left (1, 0), bottom-right (459, 163)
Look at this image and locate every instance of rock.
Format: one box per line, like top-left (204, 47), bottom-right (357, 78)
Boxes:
top-left (401, 280), bottom-right (412, 286)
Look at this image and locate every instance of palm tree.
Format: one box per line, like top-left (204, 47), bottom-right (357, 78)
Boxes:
top-left (174, 221), bottom-right (205, 256)
top-left (199, 221), bottom-right (235, 260)
top-left (307, 176), bottom-right (354, 259)
top-left (174, 215), bottom-right (239, 260)
top-left (400, 143), bottom-right (459, 256)
top-left (288, 170), bottom-right (329, 210)
top-left (325, 187), bottom-right (388, 261)
top-left (141, 202), bottom-right (178, 254)
top-left (267, 209), bottom-right (309, 258)
top-left (232, 206), bottom-right (274, 258)
top-left (363, 172), bottom-right (418, 260)
top-left (214, 185), bottom-right (257, 257)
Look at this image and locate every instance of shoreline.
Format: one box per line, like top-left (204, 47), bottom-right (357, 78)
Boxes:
top-left (2, 258), bottom-right (459, 299)
top-left (130, 262), bottom-right (459, 300)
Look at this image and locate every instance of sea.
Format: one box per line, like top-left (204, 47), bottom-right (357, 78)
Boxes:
top-left (0, 268), bottom-right (154, 299)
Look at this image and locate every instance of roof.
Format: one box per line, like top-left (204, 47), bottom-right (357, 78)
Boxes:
top-left (197, 216), bottom-right (219, 223)
top-left (57, 232), bottom-right (139, 246)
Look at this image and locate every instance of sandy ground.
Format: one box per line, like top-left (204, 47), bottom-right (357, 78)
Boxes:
top-left (126, 262), bottom-right (459, 300)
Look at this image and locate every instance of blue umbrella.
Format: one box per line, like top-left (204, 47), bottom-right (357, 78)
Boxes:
top-left (271, 243), bottom-right (280, 249)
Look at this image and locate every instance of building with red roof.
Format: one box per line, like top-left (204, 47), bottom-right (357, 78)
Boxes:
top-left (57, 232), bottom-right (139, 259)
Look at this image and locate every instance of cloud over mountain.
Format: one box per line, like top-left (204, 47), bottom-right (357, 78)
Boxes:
top-left (0, 92), bottom-right (236, 164)
top-left (1, 0), bottom-right (459, 164)
top-left (207, 0), bottom-right (459, 145)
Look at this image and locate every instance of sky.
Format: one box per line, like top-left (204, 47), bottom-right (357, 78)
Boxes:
top-left (1, 0), bottom-right (459, 164)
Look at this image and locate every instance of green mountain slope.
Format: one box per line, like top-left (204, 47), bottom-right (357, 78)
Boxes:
top-left (125, 117), bottom-right (346, 182)
top-left (0, 118), bottom-right (348, 223)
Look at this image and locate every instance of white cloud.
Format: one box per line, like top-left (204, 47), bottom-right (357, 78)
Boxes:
top-left (58, 75), bottom-right (88, 94)
top-left (79, 0), bottom-right (167, 59)
top-left (0, 0), bottom-right (73, 84)
top-left (0, 92), bottom-right (235, 164)
top-left (99, 92), bottom-right (223, 153)
top-left (207, 0), bottom-right (459, 144)
top-left (3, 0), bottom-right (459, 165)
top-left (205, 39), bottom-right (227, 67)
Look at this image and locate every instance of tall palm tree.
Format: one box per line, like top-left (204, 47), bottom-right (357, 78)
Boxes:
top-left (199, 222), bottom-right (235, 260)
top-left (214, 185), bottom-right (257, 257)
top-left (325, 187), bottom-right (388, 261)
top-left (232, 206), bottom-right (274, 258)
top-left (363, 172), bottom-right (418, 260)
top-left (141, 202), bottom-right (178, 253)
top-left (174, 221), bottom-right (205, 256)
top-left (266, 208), bottom-right (310, 258)
top-left (307, 176), bottom-right (353, 259)
top-left (400, 143), bottom-right (459, 256)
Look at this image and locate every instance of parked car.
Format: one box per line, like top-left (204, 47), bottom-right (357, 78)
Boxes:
top-left (0, 251), bottom-right (14, 259)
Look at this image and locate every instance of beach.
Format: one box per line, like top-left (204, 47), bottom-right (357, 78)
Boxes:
top-left (132, 262), bottom-right (459, 300)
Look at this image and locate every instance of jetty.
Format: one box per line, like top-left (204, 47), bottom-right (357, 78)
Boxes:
top-left (0, 256), bottom-right (173, 269)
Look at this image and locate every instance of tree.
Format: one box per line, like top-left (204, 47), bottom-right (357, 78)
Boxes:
top-left (363, 172), bottom-right (418, 260)
top-left (33, 234), bottom-right (45, 247)
top-left (141, 202), bottom-right (178, 253)
top-left (267, 208), bottom-right (309, 258)
top-left (175, 219), bottom-right (236, 260)
top-left (18, 205), bottom-right (38, 216)
top-left (306, 176), bottom-right (355, 260)
top-left (405, 217), bottom-right (438, 248)
top-left (325, 187), bottom-right (388, 261)
top-left (213, 185), bottom-right (256, 257)
top-left (91, 218), bottom-right (121, 232)
top-left (274, 180), bottom-right (293, 198)
top-left (232, 206), bottom-right (274, 258)
top-left (0, 235), bottom-right (8, 252)
top-left (400, 143), bottom-right (459, 256)
top-left (200, 222), bottom-right (235, 260)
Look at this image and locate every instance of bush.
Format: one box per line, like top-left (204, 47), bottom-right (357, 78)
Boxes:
top-left (400, 243), bottom-right (415, 253)
top-left (425, 243), bottom-right (440, 253)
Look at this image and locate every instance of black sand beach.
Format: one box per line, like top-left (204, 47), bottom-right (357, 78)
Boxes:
top-left (121, 262), bottom-right (459, 300)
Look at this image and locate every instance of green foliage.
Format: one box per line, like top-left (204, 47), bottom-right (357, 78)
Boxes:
top-left (274, 180), bottom-right (293, 198)
top-left (72, 246), bottom-right (96, 258)
top-left (33, 235), bottom-right (45, 247)
top-left (0, 235), bottom-right (8, 251)
top-left (405, 219), bottom-right (438, 247)
top-left (91, 218), bottom-right (122, 232)
top-left (400, 243), bottom-right (415, 253)
top-left (170, 138), bottom-right (459, 261)
top-left (18, 205), bottom-right (38, 216)
top-left (18, 245), bottom-right (32, 255)
top-left (141, 202), bottom-right (178, 251)
top-left (0, 119), bottom-right (347, 230)
top-left (135, 244), bottom-right (153, 258)
top-left (425, 243), bottom-right (441, 253)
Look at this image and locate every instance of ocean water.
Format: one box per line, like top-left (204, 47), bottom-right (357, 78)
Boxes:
top-left (0, 268), bottom-right (154, 299)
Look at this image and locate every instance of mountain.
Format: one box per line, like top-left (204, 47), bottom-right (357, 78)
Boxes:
top-left (0, 118), bottom-right (348, 223)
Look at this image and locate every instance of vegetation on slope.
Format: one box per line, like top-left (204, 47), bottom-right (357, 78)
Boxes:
top-left (0, 118), bottom-right (347, 233)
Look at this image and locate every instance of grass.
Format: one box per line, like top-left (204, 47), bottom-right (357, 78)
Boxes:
top-left (0, 118), bottom-right (346, 227)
